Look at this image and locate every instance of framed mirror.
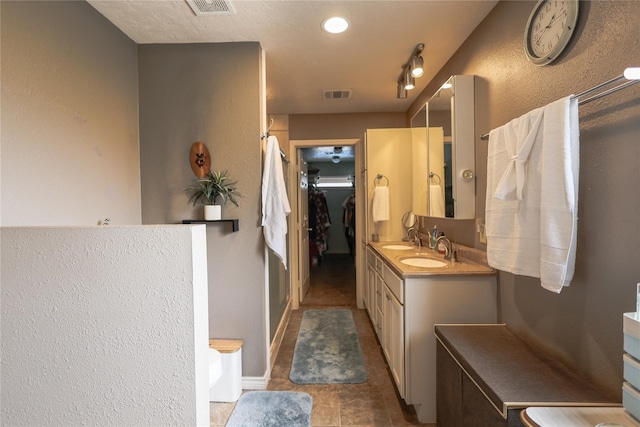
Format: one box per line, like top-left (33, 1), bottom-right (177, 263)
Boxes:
top-left (425, 75), bottom-right (475, 219)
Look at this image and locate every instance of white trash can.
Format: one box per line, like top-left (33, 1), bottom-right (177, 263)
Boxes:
top-left (208, 339), bottom-right (243, 403)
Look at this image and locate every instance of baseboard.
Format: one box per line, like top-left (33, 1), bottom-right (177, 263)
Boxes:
top-left (242, 374), bottom-right (269, 390)
top-left (269, 300), bottom-right (292, 373)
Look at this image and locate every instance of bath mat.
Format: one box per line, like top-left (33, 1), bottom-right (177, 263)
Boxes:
top-left (290, 308), bottom-right (368, 384)
top-left (226, 391), bottom-right (312, 427)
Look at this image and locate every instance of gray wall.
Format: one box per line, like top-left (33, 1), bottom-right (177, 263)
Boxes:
top-left (408, 0), bottom-right (640, 398)
top-left (290, 112), bottom-right (407, 140)
top-left (138, 43), bottom-right (267, 377)
top-left (1, 1), bottom-right (141, 226)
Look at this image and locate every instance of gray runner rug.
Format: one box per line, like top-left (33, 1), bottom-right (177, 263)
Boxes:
top-left (289, 308), bottom-right (368, 384)
top-left (226, 391), bottom-right (312, 427)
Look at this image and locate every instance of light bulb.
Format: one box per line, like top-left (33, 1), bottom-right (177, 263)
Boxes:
top-left (404, 72), bottom-right (415, 90)
top-left (322, 17), bottom-right (349, 34)
top-left (411, 56), bottom-right (424, 77)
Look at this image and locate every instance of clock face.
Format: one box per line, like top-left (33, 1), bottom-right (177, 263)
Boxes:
top-left (524, 0), bottom-right (579, 66)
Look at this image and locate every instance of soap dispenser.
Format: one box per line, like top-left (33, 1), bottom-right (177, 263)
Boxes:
top-left (437, 232), bottom-right (447, 254)
top-left (430, 225), bottom-right (438, 249)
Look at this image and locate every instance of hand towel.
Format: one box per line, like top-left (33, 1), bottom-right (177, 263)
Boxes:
top-left (429, 184), bottom-right (445, 217)
top-left (261, 135), bottom-right (291, 269)
top-left (485, 96), bottom-right (579, 293)
top-left (372, 186), bottom-right (389, 222)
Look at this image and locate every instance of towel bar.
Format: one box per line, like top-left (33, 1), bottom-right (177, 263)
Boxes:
top-left (374, 174), bottom-right (389, 187)
top-left (481, 67), bottom-right (640, 140)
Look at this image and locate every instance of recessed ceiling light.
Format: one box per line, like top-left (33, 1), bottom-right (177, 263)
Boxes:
top-left (322, 17), bottom-right (349, 34)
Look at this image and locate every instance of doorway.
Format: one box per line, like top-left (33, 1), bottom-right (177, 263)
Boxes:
top-left (287, 139), bottom-right (363, 310)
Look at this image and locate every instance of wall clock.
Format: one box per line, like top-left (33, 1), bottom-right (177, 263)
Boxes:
top-left (524, 0), bottom-right (579, 66)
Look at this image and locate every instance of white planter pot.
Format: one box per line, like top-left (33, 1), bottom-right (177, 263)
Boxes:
top-left (204, 205), bottom-right (221, 220)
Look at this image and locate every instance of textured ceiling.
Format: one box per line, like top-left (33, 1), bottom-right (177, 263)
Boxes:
top-left (87, 0), bottom-right (498, 115)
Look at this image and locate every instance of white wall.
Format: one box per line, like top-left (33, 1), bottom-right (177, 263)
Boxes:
top-left (366, 128), bottom-right (413, 242)
top-left (1, 225), bottom-right (210, 426)
top-left (0, 1), bottom-right (141, 226)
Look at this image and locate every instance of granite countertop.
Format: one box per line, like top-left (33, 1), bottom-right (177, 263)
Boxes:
top-left (368, 241), bottom-right (497, 278)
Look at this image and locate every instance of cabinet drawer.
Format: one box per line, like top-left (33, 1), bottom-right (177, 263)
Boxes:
top-left (383, 264), bottom-right (403, 304)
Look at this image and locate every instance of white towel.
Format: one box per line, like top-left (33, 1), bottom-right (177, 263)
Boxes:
top-left (261, 135), bottom-right (291, 269)
top-left (429, 184), bottom-right (445, 217)
top-left (372, 186), bottom-right (389, 222)
top-left (485, 96), bottom-right (579, 293)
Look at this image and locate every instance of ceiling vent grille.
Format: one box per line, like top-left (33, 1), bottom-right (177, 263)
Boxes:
top-left (322, 89), bottom-right (352, 100)
top-left (186, 0), bottom-right (235, 16)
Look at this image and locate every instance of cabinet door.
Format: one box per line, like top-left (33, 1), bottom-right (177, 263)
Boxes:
top-left (365, 262), bottom-right (374, 320)
top-left (384, 285), bottom-right (405, 398)
top-left (375, 270), bottom-right (384, 339)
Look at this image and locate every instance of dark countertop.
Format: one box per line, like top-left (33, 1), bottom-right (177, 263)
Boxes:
top-left (434, 324), bottom-right (618, 418)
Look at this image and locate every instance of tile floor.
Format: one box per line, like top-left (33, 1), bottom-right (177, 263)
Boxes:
top-left (210, 253), bottom-right (422, 426)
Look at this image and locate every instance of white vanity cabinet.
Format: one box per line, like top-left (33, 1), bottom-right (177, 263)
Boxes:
top-left (365, 243), bottom-right (498, 424)
top-left (382, 270), bottom-right (404, 398)
top-left (366, 247), bottom-right (406, 398)
top-left (365, 247), bottom-right (384, 338)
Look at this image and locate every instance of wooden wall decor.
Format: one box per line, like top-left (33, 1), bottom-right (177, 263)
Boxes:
top-left (190, 141), bottom-right (211, 178)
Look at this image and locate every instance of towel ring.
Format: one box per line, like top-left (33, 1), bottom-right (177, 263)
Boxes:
top-left (374, 174), bottom-right (389, 187)
top-left (429, 172), bottom-right (441, 185)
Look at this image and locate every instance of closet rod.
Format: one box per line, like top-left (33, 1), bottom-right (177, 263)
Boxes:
top-left (480, 67), bottom-right (640, 140)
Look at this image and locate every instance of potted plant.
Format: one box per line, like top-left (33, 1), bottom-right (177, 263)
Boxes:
top-left (187, 170), bottom-right (241, 220)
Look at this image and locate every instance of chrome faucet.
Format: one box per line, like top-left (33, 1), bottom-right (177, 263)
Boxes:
top-left (436, 235), bottom-right (453, 261)
top-left (407, 227), bottom-right (421, 248)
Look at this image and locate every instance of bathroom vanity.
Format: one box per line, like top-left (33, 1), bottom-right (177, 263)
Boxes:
top-left (365, 241), bottom-right (497, 424)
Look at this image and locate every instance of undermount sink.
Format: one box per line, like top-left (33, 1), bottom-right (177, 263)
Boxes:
top-left (400, 257), bottom-right (447, 268)
top-left (382, 244), bottom-right (414, 250)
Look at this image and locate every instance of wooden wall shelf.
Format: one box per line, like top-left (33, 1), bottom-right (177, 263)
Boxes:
top-left (182, 219), bottom-right (239, 232)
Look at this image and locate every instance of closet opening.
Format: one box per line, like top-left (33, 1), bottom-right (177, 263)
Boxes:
top-left (287, 139), bottom-right (363, 310)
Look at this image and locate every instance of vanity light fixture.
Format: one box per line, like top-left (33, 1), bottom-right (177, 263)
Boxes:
top-left (397, 43), bottom-right (425, 98)
top-left (332, 155), bottom-right (341, 164)
top-left (322, 17), bottom-right (349, 34)
top-left (404, 71), bottom-right (416, 91)
top-left (410, 55), bottom-right (424, 77)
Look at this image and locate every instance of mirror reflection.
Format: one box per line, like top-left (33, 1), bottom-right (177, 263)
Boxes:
top-left (427, 79), bottom-right (453, 217)
top-left (421, 75), bottom-right (476, 219)
top-left (410, 119), bottom-right (428, 217)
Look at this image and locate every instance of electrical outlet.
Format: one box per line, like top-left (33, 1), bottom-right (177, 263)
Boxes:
top-left (476, 218), bottom-right (486, 244)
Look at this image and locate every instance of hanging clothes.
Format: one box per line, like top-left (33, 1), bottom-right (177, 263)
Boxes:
top-left (309, 187), bottom-right (331, 260)
top-left (342, 194), bottom-right (356, 256)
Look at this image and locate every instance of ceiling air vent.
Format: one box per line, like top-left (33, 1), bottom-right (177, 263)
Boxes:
top-left (322, 89), bottom-right (352, 100)
top-left (186, 0), bottom-right (235, 16)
